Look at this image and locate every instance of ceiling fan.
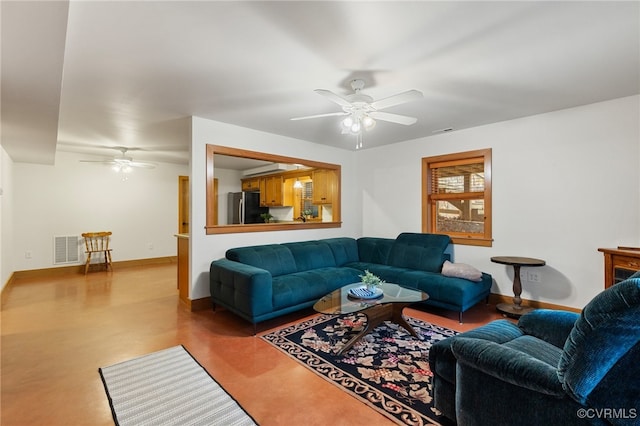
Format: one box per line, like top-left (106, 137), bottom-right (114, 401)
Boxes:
top-left (291, 79), bottom-right (423, 146)
top-left (79, 146), bottom-right (156, 172)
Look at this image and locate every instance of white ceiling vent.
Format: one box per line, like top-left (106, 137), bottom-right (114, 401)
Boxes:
top-left (54, 236), bottom-right (81, 264)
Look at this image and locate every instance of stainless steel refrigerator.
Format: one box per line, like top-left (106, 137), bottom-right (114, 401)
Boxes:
top-left (227, 192), bottom-right (268, 224)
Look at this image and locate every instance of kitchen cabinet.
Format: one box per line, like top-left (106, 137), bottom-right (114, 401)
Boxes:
top-left (241, 177), bottom-right (260, 191)
top-left (260, 175), bottom-right (285, 206)
top-left (312, 169), bottom-right (337, 204)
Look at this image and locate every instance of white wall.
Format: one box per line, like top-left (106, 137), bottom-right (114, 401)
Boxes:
top-left (0, 147), bottom-right (15, 291)
top-left (11, 151), bottom-right (188, 271)
top-left (357, 95), bottom-right (640, 309)
top-left (189, 117), bottom-right (359, 299)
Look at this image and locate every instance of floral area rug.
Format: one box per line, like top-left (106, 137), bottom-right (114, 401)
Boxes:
top-left (261, 313), bottom-right (457, 426)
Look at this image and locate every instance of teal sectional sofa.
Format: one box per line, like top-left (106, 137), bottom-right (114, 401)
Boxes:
top-left (209, 233), bottom-right (492, 327)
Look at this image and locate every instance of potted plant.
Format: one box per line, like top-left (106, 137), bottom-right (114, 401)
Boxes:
top-left (260, 213), bottom-right (274, 223)
top-left (359, 270), bottom-right (385, 291)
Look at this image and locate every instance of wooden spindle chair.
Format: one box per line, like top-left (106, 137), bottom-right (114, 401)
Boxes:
top-left (81, 232), bottom-right (113, 274)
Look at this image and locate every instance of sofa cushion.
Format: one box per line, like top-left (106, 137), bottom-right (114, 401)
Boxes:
top-left (344, 261), bottom-right (491, 309)
top-left (271, 267), bottom-right (361, 310)
top-left (282, 241), bottom-right (337, 272)
top-left (226, 244), bottom-right (297, 277)
top-left (321, 238), bottom-right (360, 266)
top-left (344, 263), bottom-right (413, 285)
top-left (387, 232), bottom-right (451, 272)
top-left (356, 237), bottom-right (394, 264)
top-left (415, 272), bottom-right (491, 308)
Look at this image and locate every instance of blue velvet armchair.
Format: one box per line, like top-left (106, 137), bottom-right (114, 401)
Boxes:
top-left (429, 276), bottom-right (640, 425)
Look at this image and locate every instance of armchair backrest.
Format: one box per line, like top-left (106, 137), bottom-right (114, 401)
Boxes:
top-left (557, 277), bottom-right (640, 418)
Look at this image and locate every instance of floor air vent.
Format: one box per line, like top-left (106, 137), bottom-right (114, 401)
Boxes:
top-left (54, 236), bottom-right (81, 264)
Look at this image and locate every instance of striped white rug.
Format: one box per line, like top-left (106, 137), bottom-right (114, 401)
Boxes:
top-left (99, 345), bottom-right (257, 426)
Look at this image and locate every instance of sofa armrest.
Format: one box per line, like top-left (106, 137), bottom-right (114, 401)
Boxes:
top-left (517, 309), bottom-right (579, 349)
top-left (210, 259), bottom-right (274, 318)
top-left (451, 337), bottom-right (565, 397)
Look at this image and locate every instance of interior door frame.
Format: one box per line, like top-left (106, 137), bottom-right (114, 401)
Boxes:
top-left (178, 175), bottom-right (190, 233)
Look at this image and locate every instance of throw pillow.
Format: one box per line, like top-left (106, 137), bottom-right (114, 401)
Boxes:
top-left (441, 260), bottom-right (482, 282)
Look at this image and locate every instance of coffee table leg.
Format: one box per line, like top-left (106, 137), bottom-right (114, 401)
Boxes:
top-left (336, 303), bottom-right (418, 355)
top-left (392, 304), bottom-right (420, 338)
top-left (337, 316), bottom-right (376, 355)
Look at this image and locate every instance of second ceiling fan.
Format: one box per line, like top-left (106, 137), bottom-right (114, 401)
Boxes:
top-left (79, 146), bottom-right (156, 172)
top-left (291, 79), bottom-right (423, 141)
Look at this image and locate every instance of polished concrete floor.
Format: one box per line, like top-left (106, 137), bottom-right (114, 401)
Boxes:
top-left (1, 263), bottom-right (504, 426)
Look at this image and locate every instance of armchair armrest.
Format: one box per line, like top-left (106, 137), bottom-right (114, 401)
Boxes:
top-left (429, 319), bottom-right (523, 378)
top-left (451, 337), bottom-right (565, 397)
top-left (517, 309), bottom-right (579, 349)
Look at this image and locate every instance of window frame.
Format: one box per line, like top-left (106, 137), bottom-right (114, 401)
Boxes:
top-left (422, 148), bottom-right (493, 247)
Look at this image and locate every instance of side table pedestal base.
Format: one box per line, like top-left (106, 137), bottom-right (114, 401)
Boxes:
top-left (496, 302), bottom-right (534, 319)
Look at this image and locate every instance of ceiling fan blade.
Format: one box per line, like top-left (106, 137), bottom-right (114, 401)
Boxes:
top-left (291, 111), bottom-right (349, 121)
top-left (370, 89), bottom-right (423, 110)
top-left (79, 160), bottom-right (116, 164)
top-left (129, 161), bottom-right (156, 169)
top-left (369, 111), bottom-right (418, 125)
top-left (314, 89), bottom-right (353, 107)
top-left (112, 145), bottom-right (143, 152)
top-left (80, 158), bottom-right (155, 169)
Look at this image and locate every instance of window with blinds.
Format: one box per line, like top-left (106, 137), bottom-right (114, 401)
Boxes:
top-left (422, 149), bottom-right (492, 247)
top-left (301, 181), bottom-right (318, 219)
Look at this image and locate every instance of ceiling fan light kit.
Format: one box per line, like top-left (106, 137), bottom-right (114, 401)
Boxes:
top-left (292, 79), bottom-right (423, 148)
top-left (112, 164), bottom-right (132, 173)
top-left (341, 111), bottom-right (376, 135)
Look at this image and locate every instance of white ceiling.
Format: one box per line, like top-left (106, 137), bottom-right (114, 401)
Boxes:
top-left (2, 1), bottom-right (639, 166)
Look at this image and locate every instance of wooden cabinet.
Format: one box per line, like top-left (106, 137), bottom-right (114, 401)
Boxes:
top-left (260, 175), bottom-right (285, 206)
top-left (312, 169), bottom-right (337, 204)
top-left (598, 247), bottom-right (640, 288)
top-left (241, 177), bottom-right (260, 191)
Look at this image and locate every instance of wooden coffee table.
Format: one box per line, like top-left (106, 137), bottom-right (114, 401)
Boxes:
top-left (313, 282), bottom-right (428, 355)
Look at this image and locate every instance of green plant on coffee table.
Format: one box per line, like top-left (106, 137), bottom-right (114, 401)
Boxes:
top-left (359, 270), bottom-right (385, 290)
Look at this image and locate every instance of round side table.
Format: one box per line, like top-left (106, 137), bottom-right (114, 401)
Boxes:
top-left (491, 256), bottom-right (545, 318)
